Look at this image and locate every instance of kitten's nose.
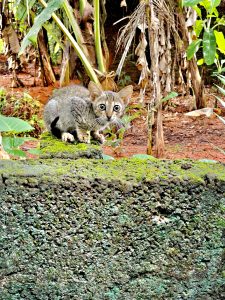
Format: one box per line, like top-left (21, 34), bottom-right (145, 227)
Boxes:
top-left (107, 116), bottom-right (111, 121)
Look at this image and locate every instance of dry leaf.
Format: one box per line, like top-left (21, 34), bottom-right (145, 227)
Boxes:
top-left (82, 1), bottom-right (93, 22)
top-left (0, 134), bottom-right (10, 159)
top-left (0, 147), bottom-right (10, 159)
top-left (185, 108), bottom-right (214, 118)
top-left (185, 7), bottom-right (197, 28)
top-left (120, 0), bottom-right (127, 8)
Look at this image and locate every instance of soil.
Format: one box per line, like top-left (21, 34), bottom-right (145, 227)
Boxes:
top-left (1, 54), bottom-right (225, 163)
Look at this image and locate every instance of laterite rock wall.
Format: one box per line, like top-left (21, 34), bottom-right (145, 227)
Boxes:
top-left (0, 158), bottom-right (224, 299)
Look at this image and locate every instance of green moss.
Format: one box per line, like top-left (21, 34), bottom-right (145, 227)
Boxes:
top-left (40, 132), bottom-right (102, 159)
top-left (0, 158), bottom-right (225, 185)
top-left (168, 160), bottom-right (225, 182)
top-left (38, 134), bottom-right (225, 184)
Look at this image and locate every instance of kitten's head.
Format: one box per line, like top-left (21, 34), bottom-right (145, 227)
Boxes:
top-left (88, 82), bottom-right (133, 125)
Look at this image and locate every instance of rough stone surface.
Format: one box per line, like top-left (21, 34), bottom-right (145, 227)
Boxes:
top-left (40, 133), bottom-right (103, 159)
top-left (0, 158), bottom-right (224, 300)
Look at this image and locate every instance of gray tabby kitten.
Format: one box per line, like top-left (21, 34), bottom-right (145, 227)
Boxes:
top-left (43, 82), bottom-right (133, 144)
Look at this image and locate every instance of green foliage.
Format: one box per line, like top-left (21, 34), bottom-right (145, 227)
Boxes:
top-left (45, 22), bottom-right (63, 65)
top-left (2, 136), bottom-right (33, 158)
top-left (0, 88), bottom-right (7, 111)
top-left (183, 0), bottom-right (202, 6)
top-left (19, 0), bottom-right (100, 84)
top-left (184, 0), bottom-right (224, 67)
top-left (131, 154), bottom-right (156, 159)
top-left (13, 0), bottom-right (37, 23)
top-left (19, 0), bottom-right (63, 55)
top-left (0, 114), bottom-right (36, 158)
top-left (0, 89), bottom-right (43, 137)
top-left (213, 59), bottom-right (225, 75)
top-left (214, 31), bottom-right (225, 55)
top-left (104, 103), bottom-right (144, 155)
top-left (0, 114), bottom-right (34, 133)
top-left (194, 20), bottom-right (204, 37)
top-left (203, 29), bottom-right (216, 65)
top-left (187, 40), bottom-right (202, 60)
top-left (104, 92), bottom-right (178, 156)
top-left (0, 90), bottom-right (42, 158)
top-left (160, 91), bottom-right (179, 103)
top-left (0, 39), bottom-right (4, 53)
top-left (183, 0), bottom-right (221, 8)
top-left (118, 72), bottom-right (132, 87)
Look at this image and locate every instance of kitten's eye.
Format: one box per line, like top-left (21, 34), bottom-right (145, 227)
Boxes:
top-left (113, 105), bottom-right (120, 112)
top-left (99, 104), bottom-right (106, 111)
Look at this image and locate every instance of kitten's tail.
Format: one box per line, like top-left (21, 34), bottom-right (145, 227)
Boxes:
top-left (50, 116), bottom-right (61, 139)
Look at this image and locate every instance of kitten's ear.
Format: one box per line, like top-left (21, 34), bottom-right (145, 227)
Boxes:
top-left (118, 85), bottom-right (133, 105)
top-left (88, 81), bottom-right (103, 100)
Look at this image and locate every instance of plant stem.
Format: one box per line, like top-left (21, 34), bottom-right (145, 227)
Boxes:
top-left (93, 0), bottom-right (106, 73)
top-left (79, 0), bottom-right (87, 17)
top-left (63, 0), bottom-right (90, 58)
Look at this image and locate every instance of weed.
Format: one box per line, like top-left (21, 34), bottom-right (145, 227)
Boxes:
top-left (118, 71), bottom-right (132, 87)
top-left (0, 39), bottom-right (4, 53)
top-left (104, 103), bottom-right (145, 156)
top-left (0, 89), bottom-right (43, 137)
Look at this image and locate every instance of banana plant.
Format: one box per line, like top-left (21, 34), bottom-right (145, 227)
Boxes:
top-left (19, 0), bottom-right (100, 85)
top-left (184, 0), bottom-right (225, 66)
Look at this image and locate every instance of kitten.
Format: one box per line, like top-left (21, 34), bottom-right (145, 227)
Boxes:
top-left (43, 82), bottom-right (133, 144)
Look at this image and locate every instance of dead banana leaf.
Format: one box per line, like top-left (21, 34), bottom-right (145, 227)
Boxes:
top-left (81, 1), bottom-right (94, 23)
top-left (135, 30), bottom-right (150, 99)
top-left (2, 25), bottom-right (20, 54)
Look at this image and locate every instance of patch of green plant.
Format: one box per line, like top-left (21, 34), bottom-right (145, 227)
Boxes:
top-left (104, 91), bottom-right (178, 156)
top-left (0, 89), bottom-right (43, 137)
top-left (213, 59), bottom-right (225, 75)
top-left (118, 71), bottom-right (132, 87)
top-left (0, 39), bottom-right (4, 54)
top-left (104, 103), bottom-right (144, 156)
top-left (184, 0), bottom-right (225, 67)
top-left (0, 114), bottom-right (40, 158)
top-left (45, 21), bottom-right (63, 65)
top-left (131, 154), bottom-right (157, 160)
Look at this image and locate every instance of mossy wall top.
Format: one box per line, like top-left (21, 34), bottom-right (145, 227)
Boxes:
top-left (0, 158), bottom-right (225, 300)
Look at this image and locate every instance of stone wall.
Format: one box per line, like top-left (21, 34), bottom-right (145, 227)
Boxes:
top-left (0, 158), bottom-right (225, 299)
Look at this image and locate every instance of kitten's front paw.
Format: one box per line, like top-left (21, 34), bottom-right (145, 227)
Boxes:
top-left (62, 132), bottom-right (75, 142)
top-left (78, 136), bottom-right (90, 144)
top-left (77, 132), bottom-right (91, 144)
top-left (93, 132), bottom-right (105, 144)
top-left (97, 134), bottom-right (105, 144)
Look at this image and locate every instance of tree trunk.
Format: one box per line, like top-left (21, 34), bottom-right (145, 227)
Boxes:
top-left (146, 1), bottom-right (164, 157)
top-left (37, 28), bottom-right (56, 86)
top-left (155, 105), bottom-right (164, 158)
top-left (177, 8), bottom-right (206, 109)
top-left (60, 41), bottom-right (70, 87)
top-left (189, 59), bottom-right (205, 109)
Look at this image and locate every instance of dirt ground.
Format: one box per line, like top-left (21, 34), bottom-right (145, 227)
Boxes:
top-left (1, 55), bottom-right (225, 163)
